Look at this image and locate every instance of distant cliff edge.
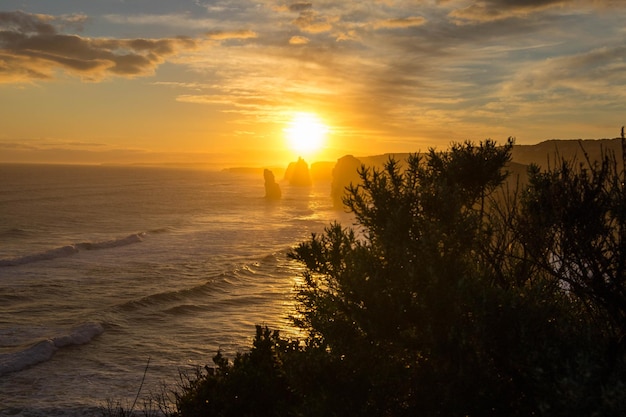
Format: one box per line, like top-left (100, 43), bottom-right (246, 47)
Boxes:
top-left (231, 137), bottom-right (626, 204)
top-left (511, 138), bottom-right (624, 168)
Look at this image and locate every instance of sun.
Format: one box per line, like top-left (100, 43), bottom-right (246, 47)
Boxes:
top-left (284, 112), bottom-right (328, 157)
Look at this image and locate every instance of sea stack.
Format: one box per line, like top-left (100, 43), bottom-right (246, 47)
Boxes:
top-left (331, 155), bottom-right (362, 208)
top-left (263, 169), bottom-right (281, 199)
top-left (284, 157), bottom-right (312, 186)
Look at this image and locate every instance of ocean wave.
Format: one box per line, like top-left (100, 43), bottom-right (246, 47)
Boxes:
top-left (163, 304), bottom-right (207, 315)
top-left (0, 233), bottom-right (145, 267)
top-left (0, 227), bottom-right (31, 238)
top-left (148, 227), bottom-right (171, 234)
top-left (116, 276), bottom-right (227, 313)
top-left (75, 233), bottom-right (144, 251)
top-left (115, 252), bottom-right (295, 318)
top-left (0, 322), bottom-right (104, 376)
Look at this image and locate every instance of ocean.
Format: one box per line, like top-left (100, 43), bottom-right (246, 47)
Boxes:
top-left (0, 163), bottom-right (351, 416)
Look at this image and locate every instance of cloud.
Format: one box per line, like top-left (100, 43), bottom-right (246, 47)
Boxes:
top-left (103, 13), bottom-right (217, 30)
top-left (289, 35), bottom-right (309, 45)
top-left (501, 45), bottom-right (626, 98)
top-left (449, 0), bottom-right (570, 23)
top-left (206, 30), bottom-right (258, 40)
top-left (292, 10), bottom-right (336, 33)
top-left (278, 3), bottom-right (340, 34)
top-left (447, 0), bottom-right (625, 24)
top-left (372, 16), bottom-right (427, 29)
top-left (289, 3), bottom-right (313, 13)
top-left (165, 1), bottom-right (626, 145)
top-left (176, 91), bottom-right (280, 110)
top-left (8, 1), bottom-right (619, 153)
top-left (0, 10), bottom-right (198, 83)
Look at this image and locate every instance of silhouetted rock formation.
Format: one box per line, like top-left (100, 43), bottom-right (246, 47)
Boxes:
top-left (264, 169), bottom-right (281, 199)
top-left (284, 157), bottom-right (312, 186)
top-left (310, 161), bottom-right (334, 182)
top-left (331, 155), bottom-right (363, 208)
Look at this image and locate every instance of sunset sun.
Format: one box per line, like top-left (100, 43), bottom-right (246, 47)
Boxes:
top-left (284, 112), bottom-right (328, 157)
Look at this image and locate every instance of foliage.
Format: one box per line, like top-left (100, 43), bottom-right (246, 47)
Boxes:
top-left (518, 148), bottom-right (626, 342)
top-left (166, 138), bottom-right (626, 416)
top-left (170, 326), bottom-right (299, 417)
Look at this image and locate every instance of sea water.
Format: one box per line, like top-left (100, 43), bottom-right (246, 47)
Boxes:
top-left (0, 164), bottom-right (352, 416)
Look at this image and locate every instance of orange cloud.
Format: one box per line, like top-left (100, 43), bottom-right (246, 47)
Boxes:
top-left (449, 0), bottom-right (569, 23)
top-left (373, 16), bottom-right (426, 29)
top-left (289, 35), bottom-right (309, 45)
top-left (206, 30), bottom-right (258, 40)
top-left (291, 9), bottom-right (336, 33)
top-left (0, 10), bottom-right (198, 83)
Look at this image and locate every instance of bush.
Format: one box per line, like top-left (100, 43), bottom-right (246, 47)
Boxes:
top-left (168, 138), bottom-right (626, 416)
top-left (171, 326), bottom-right (298, 417)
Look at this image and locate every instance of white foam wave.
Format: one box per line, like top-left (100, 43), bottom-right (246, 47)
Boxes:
top-left (0, 233), bottom-right (144, 266)
top-left (0, 322), bottom-right (104, 376)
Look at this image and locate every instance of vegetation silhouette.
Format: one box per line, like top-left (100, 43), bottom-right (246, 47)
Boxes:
top-left (157, 135), bottom-right (626, 416)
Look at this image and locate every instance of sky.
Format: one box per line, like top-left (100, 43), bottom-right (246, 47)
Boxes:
top-left (1, 1), bottom-right (626, 167)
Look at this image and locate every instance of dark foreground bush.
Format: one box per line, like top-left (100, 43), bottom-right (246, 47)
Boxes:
top-left (172, 326), bottom-right (297, 417)
top-left (166, 138), bottom-right (626, 417)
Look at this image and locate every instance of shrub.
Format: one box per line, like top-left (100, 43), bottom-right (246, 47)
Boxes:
top-left (169, 138), bottom-right (626, 416)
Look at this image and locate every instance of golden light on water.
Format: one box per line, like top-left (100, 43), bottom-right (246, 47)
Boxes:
top-left (284, 112), bottom-right (329, 159)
